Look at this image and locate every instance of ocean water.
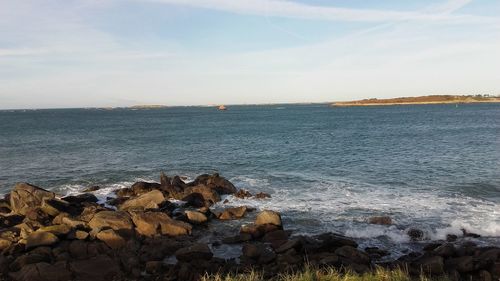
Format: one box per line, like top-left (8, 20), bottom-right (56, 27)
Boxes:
top-left (1, 104), bottom-right (499, 255)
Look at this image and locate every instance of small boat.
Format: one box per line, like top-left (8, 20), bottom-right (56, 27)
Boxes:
top-left (218, 105), bottom-right (227, 111)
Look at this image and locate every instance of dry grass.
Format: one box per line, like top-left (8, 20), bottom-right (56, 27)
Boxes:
top-left (202, 267), bottom-right (450, 281)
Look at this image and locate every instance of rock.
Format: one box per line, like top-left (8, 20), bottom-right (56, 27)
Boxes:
top-left (222, 233), bottom-right (252, 244)
top-left (0, 199), bottom-right (12, 214)
top-left (9, 261), bottom-right (71, 281)
top-left (413, 256), bottom-right (444, 275)
top-left (190, 173), bottom-right (237, 194)
top-left (78, 204), bottom-right (107, 222)
top-left (131, 181), bottom-right (161, 196)
top-left (24, 208), bottom-right (51, 226)
top-left (26, 231), bottom-right (59, 249)
top-left (262, 230), bottom-right (289, 247)
top-left (175, 243), bottom-right (213, 261)
top-left (61, 216), bottom-right (86, 229)
top-left (0, 214), bottom-right (24, 227)
top-left (433, 243), bottom-right (456, 258)
top-left (182, 185), bottom-right (221, 206)
top-left (181, 193), bottom-right (206, 208)
top-left (83, 185), bottom-right (101, 192)
top-left (276, 238), bottom-right (302, 253)
top-left (38, 224), bottom-right (72, 236)
top-left (479, 270), bottom-right (492, 281)
top-left (406, 228), bottom-right (425, 241)
top-left (335, 246), bottom-right (370, 264)
top-left (446, 234), bottom-right (458, 242)
top-left (160, 172), bottom-right (172, 187)
top-left (255, 192), bottom-right (271, 199)
top-left (0, 238), bottom-right (12, 250)
top-left (185, 210), bottom-right (208, 224)
top-left (119, 189), bottom-right (165, 211)
top-left (10, 253), bottom-right (51, 271)
top-left (40, 198), bottom-right (74, 216)
top-left (242, 243), bottom-right (266, 259)
top-left (145, 260), bottom-right (162, 273)
top-left (171, 176), bottom-right (188, 191)
top-left (62, 193), bottom-right (98, 204)
top-left (68, 230), bottom-right (89, 240)
top-left (96, 229), bottom-right (126, 249)
top-left (130, 211), bottom-right (192, 237)
top-left (445, 256), bottom-right (474, 273)
top-left (10, 183), bottom-right (55, 215)
top-left (316, 232), bottom-right (358, 250)
top-left (235, 189), bottom-right (252, 199)
top-left (218, 206), bottom-right (248, 220)
top-left (255, 210), bottom-right (282, 227)
top-left (70, 254), bottom-right (121, 281)
top-left (88, 211), bottom-right (134, 235)
top-left (368, 216), bottom-right (392, 225)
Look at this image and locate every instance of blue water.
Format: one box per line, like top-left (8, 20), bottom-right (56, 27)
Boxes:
top-left (1, 104), bottom-right (499, 252)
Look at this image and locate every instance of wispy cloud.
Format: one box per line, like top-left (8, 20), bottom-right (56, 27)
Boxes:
top-left (140, 0), bottom-right (494, 24)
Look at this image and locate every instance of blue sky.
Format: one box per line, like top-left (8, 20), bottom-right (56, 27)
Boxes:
top-left (1, 0), bottom-right (499, 109)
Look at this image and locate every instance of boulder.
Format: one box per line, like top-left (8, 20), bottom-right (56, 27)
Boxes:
top-left (0, 238), bottom-right (12, 250)
top-left (130, 211), bottom-right (192, 237)
top-left (407, 228), bottom-right (425, 241)
top-left (83, 185), bottom-right (101, 192)
top-left (88, 211), bottom-right (133, 235)
top-left (119, 190), bottom-right (165, 211)
top-left (185, 210), bottom-right (208, 224)
top-left (38, 224), bottom-right (72, 236)
top-left (445, 256), bottom-right (474, 273)
top-left (218, 206), bottom-right (248, 220)
top-left (413, 256), bottom-right (444, 275)
top-left (368, 216), bottom-right (392, 225)
top-left (9, 261), bottom-right (71, 281)
top-left (234, 189), bottom-right (252, 199)
top-left (0, 214), bottom-right (24, 227)
top-left (40, 198), bottom-right (74, 216)
top-left (255, 210), bottom-right (282, 227)
top-left (242, 243), bottom-right (266, 259)
top-left (62, 193), bottom-right (98, 204)
top-left (96, 229), bottom-right (126, 249)
top-left (190, 173), bottom-right (237, 194)
top-left (182, 185), bottom-right (220, 206)
top-left (181, 193), bottom-right (206, 208)
top-left (334, 246), bottom-right (370, 264)
top-left (433, 243), bottom-right (456, 258)
top-left (175, 243), bottom-right (213, 261)
top-left (131, 181), bottom-right (161, 196)
top-left (255, 192), bottom-right (271, 199)
top-left (10, 253), bottom-right (51, 271)
top-left (10, 183), bottom-right (55, 215)
top-left (26, 231), bottom-right (59, 249)
top-left (70, 254), bottom-right (121, 281)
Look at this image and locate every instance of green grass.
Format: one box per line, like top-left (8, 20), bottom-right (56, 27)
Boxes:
top-left (202, 267), bottom-right (450, 281)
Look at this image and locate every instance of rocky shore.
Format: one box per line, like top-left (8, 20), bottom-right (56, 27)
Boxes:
top-left (0, 173), bottom-right (499, 281)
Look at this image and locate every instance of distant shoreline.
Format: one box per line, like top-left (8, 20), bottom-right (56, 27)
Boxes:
top-left (332, 95), bottom-right (500, 107)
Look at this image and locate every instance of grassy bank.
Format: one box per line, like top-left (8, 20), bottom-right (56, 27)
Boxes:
top-left (202, 267), bottom-right (450, 281)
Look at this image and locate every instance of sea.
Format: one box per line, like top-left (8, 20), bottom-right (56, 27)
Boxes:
top-left (1, 103), bottom-right (499, 258)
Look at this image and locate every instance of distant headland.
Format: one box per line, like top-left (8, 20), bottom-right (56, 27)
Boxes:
top-left (332, 95), bottom-right (500, 107)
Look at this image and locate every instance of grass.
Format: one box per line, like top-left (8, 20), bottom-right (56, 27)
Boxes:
top-left (202, 266), bottom-right (450, 281)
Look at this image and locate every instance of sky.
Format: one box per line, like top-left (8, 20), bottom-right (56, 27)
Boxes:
top-left (1, 0), bottom-right (500, 109)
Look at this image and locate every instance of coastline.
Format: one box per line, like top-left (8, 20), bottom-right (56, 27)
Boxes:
top-left (332, 95), bottom-right (500, 107)
top-left (1, 172), bottom-right (499, 281)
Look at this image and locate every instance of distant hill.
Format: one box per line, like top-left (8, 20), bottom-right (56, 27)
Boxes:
top-left (332, 95), bottom-right (500, 107)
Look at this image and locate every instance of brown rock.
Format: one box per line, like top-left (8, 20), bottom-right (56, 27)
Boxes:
top-left (433, 243), bottom-right (456, 258)
top-left (9, 261), bottom-right (71, 281)
top-left (255, 210), bottom-right (282, 227)
top-left (0, 238), bottom-right (12, 250)
top-left (131, 211), bottom-right (192, 237)
top-left (255, 192), bottom-right (271, 199)
top-left (445, 256), bottom-right (474, 273)
top-left (38, 224), bottom-right (72, 236)
top-left (40, 198), bottom-right (71, 216)
top-left (88, 211), bottom-right (133, 234)
top-left (218, 206), bottom-right (248, 220)
top-left (235, 189), bottom-right (252, 199)
top-left (70, 254), bottom-right (120, 281)
top-left (131, 181), bottom-right (161, 196)
top-left (182, 184), bottom-right (221, 206)
top-left (62, 193), bottom-right (98, 204)
top-left (368, 216), bottom-right (392, 225)
top-left (185, 210), bottom-right (208, 224)
top-left (26, 231), bottom-right (59, 249)
top-left (10, 183), bottom-right (55, 215)
top-left (190, 173), bottom-right (237, 194)
top-left (119, 190), bottom-right (165, 211)
top-left (175, 243), bottom-right (213, 261)
top-left (96, 229), bottom-right (126, 249)
top-left (334, 246), bottom-right (370, 264)
top-left (413, 255), bottom-right (444, 275)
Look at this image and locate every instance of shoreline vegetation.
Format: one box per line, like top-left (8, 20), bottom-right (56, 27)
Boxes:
top-left (332, 95), bottom-right (500, 107)
top-left (0, 172), bottom-right (499, 281)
